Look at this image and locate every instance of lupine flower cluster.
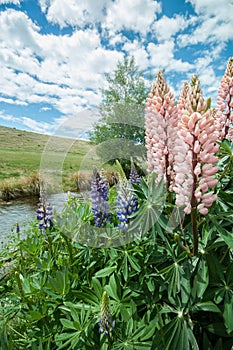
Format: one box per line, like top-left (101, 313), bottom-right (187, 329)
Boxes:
top-left (216, 57), bottom-right (233, 140)
top-left (90, 167), bottom-right (140, 230)
top-left (129, 166), bottom-right (140, 184)
top-left (99, 291), bottom-right (116, 337)
top-left (145, 71), bottom-right (178, 188)
top-left (91, 168), bottom-right (110, 227)
top-left (117, 180), bottom-right (139, 230)
top-left (36, 189), bottom-right (53, 230)
top-left (145, 69), bottom-right (226, 215)
top-left (173, 75), bottom-right (220, 215)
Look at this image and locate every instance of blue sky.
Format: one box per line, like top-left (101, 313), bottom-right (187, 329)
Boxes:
top-left (0, 0), bottom-right (232, 138)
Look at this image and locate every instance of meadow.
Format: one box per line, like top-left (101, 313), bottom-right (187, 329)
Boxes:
top-left (0, 62), bottom-right (233, 349)
top-left (0, 126), bottom-right (95, 200)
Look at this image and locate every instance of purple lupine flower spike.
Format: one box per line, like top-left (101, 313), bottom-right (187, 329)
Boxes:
top-left (99, 291), bottom-right (115, 336)
top-left (117, 180), bottom-right (139, 230)
top-left (36, 189), bottom-right (53, 231)
top-left (91, 168), bottom-right (110, 227)
top-left (129, 166), bottom-right (140, 184)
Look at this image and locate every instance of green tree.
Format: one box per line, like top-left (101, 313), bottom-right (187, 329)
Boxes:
top-left (89, 56), bottom-right (148, 172)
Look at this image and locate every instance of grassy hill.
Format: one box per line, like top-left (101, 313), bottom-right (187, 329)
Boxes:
top-left (0, 126), bottom-right (95, 199)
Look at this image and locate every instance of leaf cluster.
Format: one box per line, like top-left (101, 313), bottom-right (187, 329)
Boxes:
top-left (0, 142), bottom-right (232, 350)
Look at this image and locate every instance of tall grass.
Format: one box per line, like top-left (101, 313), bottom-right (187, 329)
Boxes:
top-left (0, 173), bottom-right (40, 201)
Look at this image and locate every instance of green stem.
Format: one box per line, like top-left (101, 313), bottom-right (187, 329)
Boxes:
top-left (107, 336), bottom-right (112, 350)
top-left (175, 233), bottom-right (191, 256)
top-left (220, 246), bottom-right (230, 264)
top-left (46, 232), bottom-right (53, 256)
top-left (191, 136), bottom-right (199, 256)
top-left (15, 271), bottom-right (25, 300)
top-left (61, 233), bottom-right (74, 266)
top-left (191, 207), bottom-right (198, 256)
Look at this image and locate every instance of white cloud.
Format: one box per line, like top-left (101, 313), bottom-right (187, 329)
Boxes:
top-left (0, 9), bottom-right (123, 120)
top-left (0, 9), bottom-right (40, 50)
top-left (0, 111), bottom-right (18, 122)
top-left (0, 0), bottom-right (20, 4)
top-left (38, 0), bottom-right (109, 28)
top-left (122, 39), bottom-right (149, 69)
top-left (148, 41), bottom-right (193, 73)
top-left (21, 116), bottom-right (52, 133)
top-left (0, 110), bottom-right (54, 133)
top-left (39, 0), bottom-right (162, 36)
top-left (191, 54), bottom-right (222, 99)
top-left (0, 97), bottom-right (27, 105)
top-left (179, 0), bottom-right (233, 46)
top-left (153, 14), bottom-right (189, 41)
top-left (104, 0), bottom-right (161, 36)
top-left (52, 109), bottom-right (101, 138)
top-left (187, 0), bottom-right (233, 18)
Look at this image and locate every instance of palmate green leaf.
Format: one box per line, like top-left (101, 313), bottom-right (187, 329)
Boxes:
top-left (223, 292), bottom-right (233, 334)
top-left (20, 274), bottom-right (31, 294)
top-left (121, 254), bottom-right (128, 281)
top-left (55, 332), bottom-right (81, 350)
top-left (160, 261), bottom-right (185, 300)
top-left (27, 310), bottom-right (44, 321)
top-left (127, 255), bottom-right (141, 272)
top-left (60, 318), bottom-right (77, 330)
top-left (137, 322), bottom-right (156, 341)
top-left (132, 343), bottom-right (152, 349)
top-left (226, 263), bottom-right (233, 286)
top-left (153, 316), bottom-right (199, 350)
top-left (94, 266), bottom-right (116, 278)
top-left (218, 139), bottom-right (233, 155)
top-left (46, 268), bottom-right (70, 296)
top-left (194, 257), bottom-right (209, 299)
top-left (208, 217), bottom-right (233, 249)
top-left (191, 301), bottom-right (221, 313)
top-left (206, 322), bottom-right (233, 337)
top-left (107, 273), bottom-right (120, 301)
top-left (218, 191), bottom-right (233, 208)
top-left (91, 277), bottom-right (103, 300)
top-left (75, 287), bottom-right (100, 306)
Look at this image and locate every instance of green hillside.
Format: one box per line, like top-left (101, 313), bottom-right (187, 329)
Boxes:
top-left (0, 126), bottom-right (94, 199)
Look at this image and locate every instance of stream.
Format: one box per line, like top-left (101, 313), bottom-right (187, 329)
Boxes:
top-left (0, 193), bottom-right (73, 247)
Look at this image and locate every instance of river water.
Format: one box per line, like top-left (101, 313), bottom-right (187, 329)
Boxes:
top-left (0, 193), bottom-right (73, 247)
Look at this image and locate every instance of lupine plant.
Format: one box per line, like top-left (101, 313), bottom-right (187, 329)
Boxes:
top-left (117, 179), bottom-right (139, 230)
top-left (0, 58), bottom-right (232, 350)
top-left (216, 57), bottom-right (233, 140)
top-left (91, 168), bottom-right (110, 227)
top-left (36, 187), bottom-right (53, 231)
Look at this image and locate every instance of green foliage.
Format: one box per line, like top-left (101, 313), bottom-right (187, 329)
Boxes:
top-left (89, 56), bottom-right (148, 173)
top-left (0, 140), bottom-right (233, 349)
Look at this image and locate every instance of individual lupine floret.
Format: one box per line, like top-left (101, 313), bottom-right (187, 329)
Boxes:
top-left (173, 76), bottom-right (219, 215)
top-left (145, 71), bottom-right (178, 189)
top-left (36, 189), bottom-right (53, 230)
top-left (129, 165), bottom-right (140, 184)
top-left (99, 291), bottom-right (115, 336)
top-left (216, 57), bottom-right (233, 140)
top-left (91, 168), bottom-right (110, 227)
top-left (117, 180), bottom-right (139, 230)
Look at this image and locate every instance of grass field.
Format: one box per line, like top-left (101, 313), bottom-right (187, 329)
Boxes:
top-left (0, 126), bottom-right (97, 199)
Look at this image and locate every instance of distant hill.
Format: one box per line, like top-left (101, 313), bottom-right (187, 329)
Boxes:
top-left (0, 125), bottom-right (90, 153)
top-left (0, 126), bottom-right (93, 187)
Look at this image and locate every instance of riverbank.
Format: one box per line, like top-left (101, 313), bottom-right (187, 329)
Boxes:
top-left (0, 126), bottom-right (90, 200)
top-left (0, 169), bottom-right (119, 201)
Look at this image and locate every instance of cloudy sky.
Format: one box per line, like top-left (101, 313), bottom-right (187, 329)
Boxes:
top-left (0, 0), bottom-right (232, 137)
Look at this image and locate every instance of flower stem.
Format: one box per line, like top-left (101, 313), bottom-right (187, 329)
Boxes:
top-left (62, 233), bottom-right (73, 266)
top-left (191, 207), bottom-right (198, 256)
